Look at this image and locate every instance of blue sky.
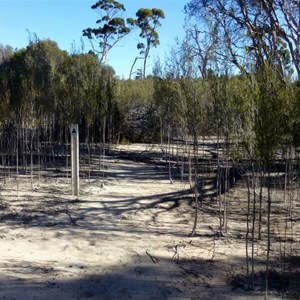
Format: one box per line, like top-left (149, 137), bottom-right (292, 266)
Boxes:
top-left (0, 0), bottom-right (187, 78)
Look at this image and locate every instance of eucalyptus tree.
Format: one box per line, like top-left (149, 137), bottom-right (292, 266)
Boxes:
top-left (154, 77), bottom-right (183, 182)
top-left (4, 40), bottom-right (68, 177)
top-left (0, 45), bottom-right (14, 177)
top-left (160, 38), bottom-right (213, 234)
top-left (25, 40), bottom-right (68, 133)
top-left (184, 0), bottom-right (297, 81)
top-left (183, 78), bottom-right (212, 236)
top-left (95, 64), bottom-right (117, 143)
top-left (0, 37), bottom-right (120, 183)
top-left (252, 65), bottom-right (295, 293)
top-left (6, 49), bottom-right (29, 124)
top-left (205, 62), bottom-right (296, 291)
top-left (128, 8), bottom-right (165, 78)
top-left (2, 48), bottom-right (35, 185)
top-left (183, 4), bottom-right (300, 296)
top-left (128, 43), bottom-right (145, 79)
top-left (276, 0), bottom-right (300, 82)
top-left (154, 40), bottom-right (214, 234)
top-left (0, 47), bottom-right (13, 122)
top-left (83, 0), bottom-right (131, 65)
top-left (23, 40), bottom-right (61, 175)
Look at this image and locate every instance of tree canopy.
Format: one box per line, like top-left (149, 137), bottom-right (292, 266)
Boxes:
top-left (83, 0), bottom-right (131, 65)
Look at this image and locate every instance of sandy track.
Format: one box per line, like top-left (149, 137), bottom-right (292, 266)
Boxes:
top-left (0, 155), bottom-right (276, 299)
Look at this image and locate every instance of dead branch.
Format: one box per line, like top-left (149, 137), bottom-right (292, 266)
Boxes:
top-left (65, 204), bottom-right (78, 226)
top-left (146, 250), bottom-right (159, 264)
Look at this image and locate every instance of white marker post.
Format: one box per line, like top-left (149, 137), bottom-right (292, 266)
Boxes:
top-left (70, 124), bottom-right (79, 197)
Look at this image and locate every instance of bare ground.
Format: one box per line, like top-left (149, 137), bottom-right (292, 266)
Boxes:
top-left (0, 144), bottom-right (296, 299)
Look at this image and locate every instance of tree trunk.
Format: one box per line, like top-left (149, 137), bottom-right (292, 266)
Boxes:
top-left (251, 165), bottom-right (257, 288)
top-left (265, 167), bottom-right (272, 299)
top-left (246, 171), bottom-right (251, 289)
top-left (190, 137), bottom-right (199, 236)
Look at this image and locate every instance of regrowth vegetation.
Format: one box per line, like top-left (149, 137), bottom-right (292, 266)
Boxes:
top-left (0, 0), bottom-right (300, 298)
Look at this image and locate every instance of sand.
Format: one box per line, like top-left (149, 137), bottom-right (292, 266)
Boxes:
top-left (0, 145), bottom-right (283, 299)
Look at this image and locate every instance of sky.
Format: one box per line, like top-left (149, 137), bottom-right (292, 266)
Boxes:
top-left (0, 0), bottom-right (188, 78)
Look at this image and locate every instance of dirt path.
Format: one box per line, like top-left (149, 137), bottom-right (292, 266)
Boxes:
top-left (0, 155), bottom-right (277, 299)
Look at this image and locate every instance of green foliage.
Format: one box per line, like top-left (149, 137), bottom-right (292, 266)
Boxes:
top-left (115, 78), bottom-right (159, 142)
top-left (224, 75), bottom-right (256, 158)
top-left (252, 65), bottom-right (295, 162)
top-left (154, 78), bottom-right (182, 129)
top-left (6, 49), bottom-right (29, 122)
top-left (180, 78), bottom-right (210, 139)
top-left (83, 0), bottom-right (131, 64)
top-left (135, 8), bottom-right (164, 45)
top-left (0, 16), bottom-right (298, 154)
top-left (0, 47), bottom-right (13, 122)
top-left (0, 38), bottom-right (122, 144)
top-left (116, 78), bottom-right (154, 109)
top-left (25, 40), bottom-right (68, 120)
top-left (153, 75), bottom-right (211, 142)
top-left (91, 0), bottom-right (125, 11)
top-left (129, 8), bottom-right (165, 78)
top-left (56, 52), bottom-right (102, 127)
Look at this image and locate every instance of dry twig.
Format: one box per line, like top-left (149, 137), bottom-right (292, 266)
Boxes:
top-left (146, 250), bottom-right (159, 264)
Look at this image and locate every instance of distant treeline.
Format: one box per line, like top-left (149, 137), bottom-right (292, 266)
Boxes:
top-left (0, 38), bottom-right (300, 160)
